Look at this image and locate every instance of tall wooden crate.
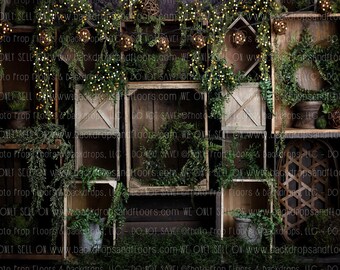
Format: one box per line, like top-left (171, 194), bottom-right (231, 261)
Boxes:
top-left (124, 81), bottom-right (209, 194)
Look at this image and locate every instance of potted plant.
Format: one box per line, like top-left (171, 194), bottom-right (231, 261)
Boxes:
top-left (228, 209), bottom-right (275, 245)
top-left (68, 208), bottom-right (105, 253)
top-left (4, 91), bottom-right (30, 129)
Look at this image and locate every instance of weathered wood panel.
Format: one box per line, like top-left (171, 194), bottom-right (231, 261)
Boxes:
top-left (75, 84), bottom-right (119, 135)
top-left (222, 83), bottom-right (265, 131)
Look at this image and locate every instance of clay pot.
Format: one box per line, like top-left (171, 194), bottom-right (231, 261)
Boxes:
top-left (293, 101), bottom-right (322, 129)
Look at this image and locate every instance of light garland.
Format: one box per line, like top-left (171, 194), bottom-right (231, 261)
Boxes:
top-left (156, 36), bottom-right (170, 53)
top-left (273, 19), bottom-right (287, 35)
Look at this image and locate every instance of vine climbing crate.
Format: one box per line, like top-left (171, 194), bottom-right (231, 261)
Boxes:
top-left (222, 83), bottom-right (266, 131)
top-left (124, 81), bottom-right (209, 194)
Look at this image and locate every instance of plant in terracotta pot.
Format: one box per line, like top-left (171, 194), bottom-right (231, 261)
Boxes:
top-left (4, 91), bottom-right (30, 129)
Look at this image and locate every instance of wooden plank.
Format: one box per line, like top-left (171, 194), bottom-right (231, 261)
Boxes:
top-left (122, 221), bottom-right (203, 233)
top-left (127, 81), bottom-right (201, 92)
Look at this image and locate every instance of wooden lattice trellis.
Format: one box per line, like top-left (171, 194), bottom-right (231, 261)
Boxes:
top-left (277, 139), bottom-right (339, 243)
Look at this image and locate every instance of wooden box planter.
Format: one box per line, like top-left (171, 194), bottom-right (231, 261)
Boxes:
top-left (75, 84), bottom-right (119, 136)
top-left (124, 81), bottom-right (209, 194)
top-left (222, 83), bottom-right (266, 131)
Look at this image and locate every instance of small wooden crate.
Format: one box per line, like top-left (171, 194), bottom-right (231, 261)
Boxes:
top-left (75, 84), bottom-right (119, 136)
top-left (222, 83), bottom-right (266, 131)
top-left (221, 181), bottom-right (270, 239)
top-left (124, 81), bottom-right (209, 194)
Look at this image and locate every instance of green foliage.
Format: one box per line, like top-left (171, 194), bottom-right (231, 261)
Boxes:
top-left (83, 43), bottom-right (126, 98)
top-left (4, 91), bottom-right (28, 111)
top-left (69, 232), bottom-right (297, 268)
top-left (275, 29), bottom-right (339, 107)
top-left (106, 182), bottom-right (129, 228)
top-left (140, 114), bottom-right (207, 187)
top-left (0, 123), bottom-right (74, 246)
top-left (68, 208), bottom-right (104, 242)
top-left (125, 52), bottom-right (169, 81)
top-left (76, 166), bottom-right (113, 191)
top-left (228, 209), bottom-right (276, 241)
top-left (167, 57), bottom-right (190, 80)
top-left (259, 79), bottom-right (273, 113)
top-left (242, 143), bottom-right (261, 178)
top-left (305, 209), bottom-right (340, 248)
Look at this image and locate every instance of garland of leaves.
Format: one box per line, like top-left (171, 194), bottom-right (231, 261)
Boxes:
top-left (139, 115), bottom-right (207, 187)
top-left (0, 123), bottom-right (74, 246)
top-left (275, 29), bottom-right (340, 107)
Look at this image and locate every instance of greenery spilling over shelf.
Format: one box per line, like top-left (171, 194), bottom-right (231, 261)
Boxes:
top-left (76, 165), bottom-right (114, 191)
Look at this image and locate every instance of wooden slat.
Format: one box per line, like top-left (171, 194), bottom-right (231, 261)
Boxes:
top-left (0, 254), bottom-right (62, 260)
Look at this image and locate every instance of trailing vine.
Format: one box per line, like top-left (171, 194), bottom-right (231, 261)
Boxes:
top-left (0, 123), bottom-right (74, 246)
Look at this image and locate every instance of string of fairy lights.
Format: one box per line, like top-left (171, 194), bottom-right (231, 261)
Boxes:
top-left (0, 0), bottom-right (334, 121)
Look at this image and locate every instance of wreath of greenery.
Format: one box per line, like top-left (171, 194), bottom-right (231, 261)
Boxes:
top-left (139, 115), bottom-right (207, 187)
top-left (275, 29), bottom-right (340, 107)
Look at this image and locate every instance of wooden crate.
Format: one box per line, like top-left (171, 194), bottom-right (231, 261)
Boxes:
top-left (124, 81), bottom-right (209, 193)
top-left (271, 13), bottom-right (340, 135)
top-left (64, 181), bottom-right (117, 258)
top-left (75, 84), bottom-right (119, 136)
top-left (75, 135), bottom-right (120, 177)
top-left (222, 83), bottom-right (266, 131)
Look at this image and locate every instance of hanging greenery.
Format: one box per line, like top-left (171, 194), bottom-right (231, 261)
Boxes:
top-left (0, 123), bottom-right (74, 246)
top-left (83, 42), bottom-right (127, 98)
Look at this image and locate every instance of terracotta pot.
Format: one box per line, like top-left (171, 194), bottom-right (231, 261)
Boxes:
top-left (6, 111), bottom-right (31, 129)
top-left (293, 101), bottom-right (322, 129)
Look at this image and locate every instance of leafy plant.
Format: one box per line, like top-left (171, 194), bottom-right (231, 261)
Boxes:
top-left (83, 42), bottom-right (126, 98)
top-left (106, 182), bottom-right (129, 228)
top-left (68, 208), bottom-right (104, 242)
top-left (228, 209), bottom-right (276, 241)
top-left (242, 143), bottom-right (261, 178)
top-left (4, 91), bottom-right (28, 111)
top-left (305, 209), bottom-right (340, 248)
top-left (167, 57), bottom-right (190, 80)
top-left (76, 166), bottom-right (113, 191)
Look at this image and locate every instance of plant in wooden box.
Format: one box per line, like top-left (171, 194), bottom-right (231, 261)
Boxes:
top-left (68, 209), bottom-right (105, 253)
top-left (140, 114), bottom-right (208, 188)
top-left (275, 29), bottom-right (340, 129)
top-left (4, 91), bottom-right (30, 129)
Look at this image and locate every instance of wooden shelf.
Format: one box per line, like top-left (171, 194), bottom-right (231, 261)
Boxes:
top-left (273, 129), bottom-right (340, 138)
top-left (277, 12), bottom-right (340, 18)
top-left (0, 140), bottom-right (62, 150)
top-left (233, 179), bottom-right (267, 183)
top-left (74, 179), bottom-right (118, 189)
top-left (75, 129), bottom-right (120, 136)
top-left (127, 81), bottom-right (201, 91)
